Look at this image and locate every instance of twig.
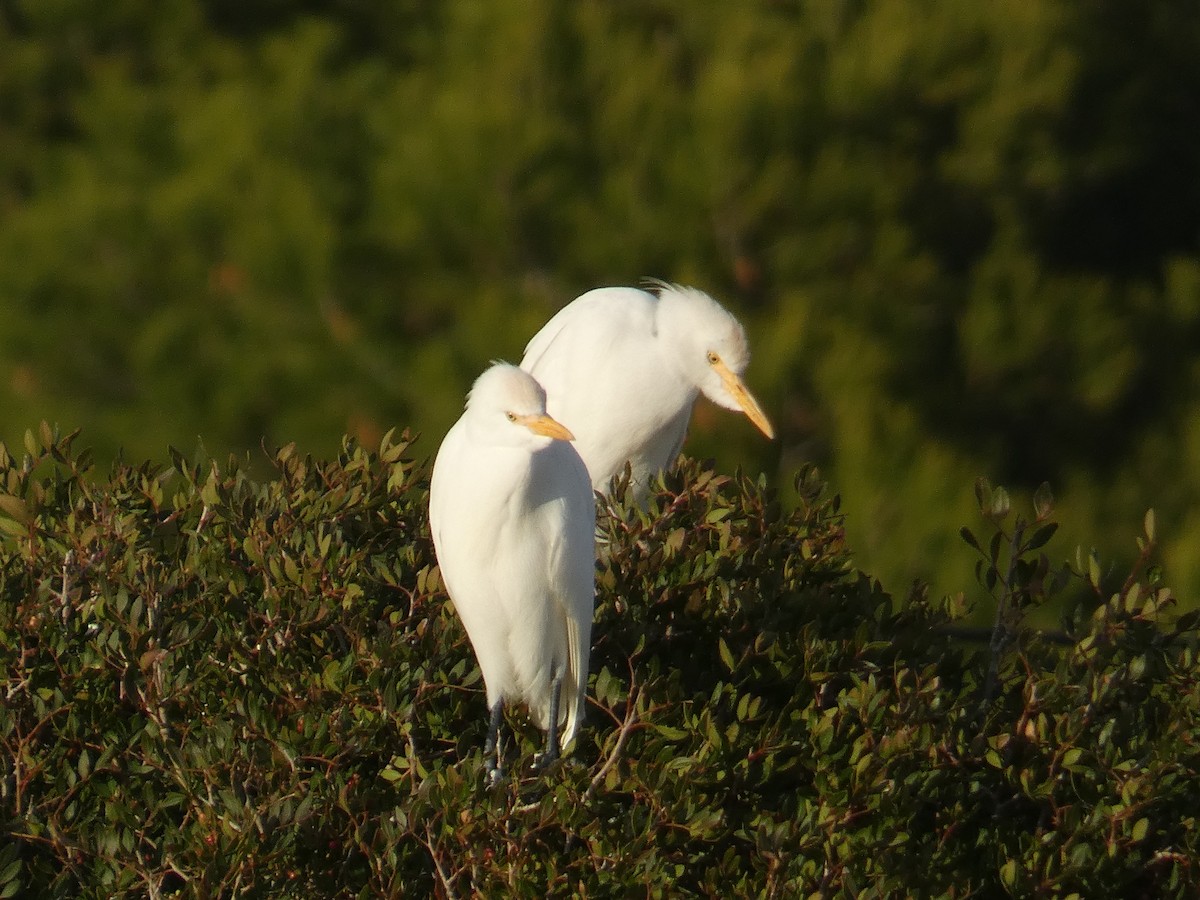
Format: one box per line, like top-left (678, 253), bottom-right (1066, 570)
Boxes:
top-left (424, 825), bottom-right (459, 900)
top-left (196, 504), bottom-right (212, 538)
top-left (585, 685), bottom-right (642, 802)
top-left (59, 550), bottom-right (74, 628)
top-left (979, 520), bottom-right (1025, 717)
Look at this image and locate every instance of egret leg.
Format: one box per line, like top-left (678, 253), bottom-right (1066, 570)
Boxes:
top-left (483, 701), bottom-right (504, 783)
top-left (536, 668), bottom-right (563, 770)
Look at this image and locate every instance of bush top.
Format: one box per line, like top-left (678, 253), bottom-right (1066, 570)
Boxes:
top-left (0, 426), bottom-right (1197, 897)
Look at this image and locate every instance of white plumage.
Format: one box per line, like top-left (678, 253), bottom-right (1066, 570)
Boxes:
top-left (521, 282), bottom-right (774, 496)
top-left (429, 363), bottom-right (595, 777)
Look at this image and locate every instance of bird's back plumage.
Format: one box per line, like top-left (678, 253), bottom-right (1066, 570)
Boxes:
top-left (521, 286), bottom-right (698, 493)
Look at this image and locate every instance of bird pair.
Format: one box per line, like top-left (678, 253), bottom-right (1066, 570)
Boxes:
top-left (429, 283), bottom-right (774, 782)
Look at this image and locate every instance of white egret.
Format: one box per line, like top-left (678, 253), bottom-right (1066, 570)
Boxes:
top-left (520, 281), bottom-right (774, 496)
top-left (429, 363), bottom-right (595, 780)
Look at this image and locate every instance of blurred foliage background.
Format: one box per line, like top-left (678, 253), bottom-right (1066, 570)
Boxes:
top-left (2, 0), bottom-right (1199, 602)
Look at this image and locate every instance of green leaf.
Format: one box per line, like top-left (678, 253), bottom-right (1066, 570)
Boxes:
top-left (960, 526), bottom-right (981, 553)
top-left (1033, 482), bottom-right (1054, 521)
top-left (1087, 552), bottom-right (1101, 591)
top-left (974, 476), bottom-right (992, 512)
top-left (1000, 859), bottom-right (1018, 889)
top-left (990, 487), bottom-right (1010, 520)
top-left (322, 659), bottom-right (343, 691)
top-left (665, 527), bottom-right (686, 555)
top-left (706, 507), bottom-right (732, 524)
top-left (1026, 522), bottom-right (1058, 552)
top-left (652, 724), bottom-right (689, 741)
top-left (718, 638), bottom-right (735, 672)
top-left (1131, 817), bottom-right (1149, 842)
top-left (0, 858), bottom-right (20, 891)
top-left (1124, 583), bottom-right (1141, 615)
top-left (1129, 655), bottom-right (1146, 680)
top-left (0, 518), bottom-right (27, 538)
top-left (0, 495), bottom-right (30, 525)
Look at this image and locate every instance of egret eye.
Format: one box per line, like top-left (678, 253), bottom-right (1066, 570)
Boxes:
top-left (506, 411), bottom-right (518, 422)
top-left (707, 351), bottom-right (720, 365)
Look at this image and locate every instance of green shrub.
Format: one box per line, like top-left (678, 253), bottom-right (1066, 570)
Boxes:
top-left (0, 426), bottom-right (1196, 897)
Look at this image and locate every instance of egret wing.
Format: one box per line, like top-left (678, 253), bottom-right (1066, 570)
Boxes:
top-left (540, 444), bottom-right (596, 747)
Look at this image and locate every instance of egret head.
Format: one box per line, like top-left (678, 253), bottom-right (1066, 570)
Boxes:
top-left (466, 363), bottom-right (575, 448)
top-left (653, 283), bottom-right (775, 440)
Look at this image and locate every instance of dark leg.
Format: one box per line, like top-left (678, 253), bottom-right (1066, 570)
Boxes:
top-left (536, 667), bottom-right (563, 770)
top-left (483, 700), bottom-right (504, 783)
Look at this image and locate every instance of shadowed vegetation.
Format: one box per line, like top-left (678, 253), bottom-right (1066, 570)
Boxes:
top-left (1, 427), bottom-right (1196, 896)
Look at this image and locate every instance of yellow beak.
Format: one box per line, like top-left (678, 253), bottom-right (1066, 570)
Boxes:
top-left (712, 358), bottom-right (775, 439)
top-left (521, 413), bottom-right (575, 442)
